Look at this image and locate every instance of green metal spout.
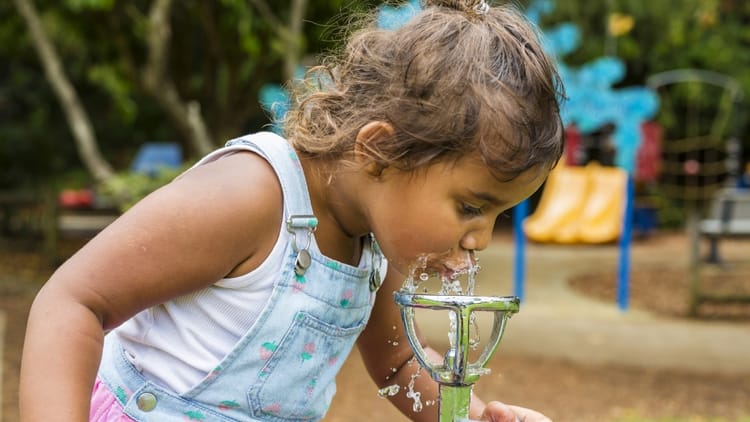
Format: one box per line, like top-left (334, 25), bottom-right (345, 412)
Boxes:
top-left (438, 385), bottom-right (472, 422)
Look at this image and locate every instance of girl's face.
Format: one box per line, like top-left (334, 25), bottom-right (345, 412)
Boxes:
top-left (365, 154), bottom-right (548, 278)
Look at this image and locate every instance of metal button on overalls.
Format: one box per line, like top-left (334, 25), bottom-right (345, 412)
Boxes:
top-left (136, 392), bottom-right (157, 411)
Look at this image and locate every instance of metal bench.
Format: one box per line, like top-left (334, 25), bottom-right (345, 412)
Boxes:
top-left (700, 187), bottom-right (750, 263)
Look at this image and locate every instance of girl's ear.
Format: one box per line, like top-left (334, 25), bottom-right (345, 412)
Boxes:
top-left (355, 121), bottom-right (395, 176)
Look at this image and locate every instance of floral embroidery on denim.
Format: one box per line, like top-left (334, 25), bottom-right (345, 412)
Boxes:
top-left (263, 403), bottom-right (281, 414)
top-left (114, 385), bottom-right (129, 404)
top-left (306, 378), bottom-right (317, 397)
top-left (301, 342), bottom-right (315, 362)
top-left (218, 400), bottom-right (241, 411)
top-left (327, 353), bottom-right (340, 367)
top-left (340, 289), bottom-right (353, 307)
top-left (260, 342), bottom-right (277, 360)
top-left (184, 410), bottom-right (206, 420)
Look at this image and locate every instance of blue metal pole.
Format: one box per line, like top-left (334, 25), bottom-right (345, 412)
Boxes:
top-left (513, 200), bottom-right (528, 302)
top-left (617, 175), bottom-right (635, 311)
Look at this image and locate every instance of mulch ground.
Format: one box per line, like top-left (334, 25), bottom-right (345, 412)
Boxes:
top-left (568, 258), bottom-right (750, 321)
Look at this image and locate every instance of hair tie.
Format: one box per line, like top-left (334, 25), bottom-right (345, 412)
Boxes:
top-left (473, 0), bottom-right (490, 15)
top-left (424, 0), bottom-right (491, 17)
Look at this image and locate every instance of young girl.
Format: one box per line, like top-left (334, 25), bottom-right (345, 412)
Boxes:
top-left (20, 0), bottom-right (563, 421)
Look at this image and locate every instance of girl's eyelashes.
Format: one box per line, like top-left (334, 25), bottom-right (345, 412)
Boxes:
top-left (460, 203), bottom-right (483, 217)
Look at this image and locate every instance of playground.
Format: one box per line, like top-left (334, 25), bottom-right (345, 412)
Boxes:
top-left (2, 1), bottom-right (750, 421)
top-left (1, 232), bottom-right (749, 422)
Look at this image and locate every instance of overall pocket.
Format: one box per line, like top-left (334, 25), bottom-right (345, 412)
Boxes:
top-left (247, 311), bottom-right (365, 421)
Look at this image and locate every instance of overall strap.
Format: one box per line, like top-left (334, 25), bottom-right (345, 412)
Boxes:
top-left (222, 132), bottom-right (315, 222)
top-left (190, 132), bottom-right (319, 241)
top-left (220, 133), bottom-right (319, 275)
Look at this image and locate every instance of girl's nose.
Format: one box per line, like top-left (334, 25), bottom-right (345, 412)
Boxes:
top-left (460, 224), bottom-right (493, 252)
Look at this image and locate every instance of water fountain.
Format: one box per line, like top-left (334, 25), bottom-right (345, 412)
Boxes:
top-left (393, 289), bottom-right (519, 421)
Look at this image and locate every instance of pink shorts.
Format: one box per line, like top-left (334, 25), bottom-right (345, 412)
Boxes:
top-left (90, 377), bottom-right (136, 422)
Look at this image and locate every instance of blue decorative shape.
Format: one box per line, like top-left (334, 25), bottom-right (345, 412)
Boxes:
top-left (525, 0), bottom-right (555, 25)
top-left (377, 0), bottom-right (422, 30)
top-left (259, 84), bottom-right (290, 134)
top-left (131, 142), bottom-right (182, 176)
top-left (530, 0), bottom-right (659, 174)
top-left (257, 2), bottom-right (424, 131)
top-left (542, 23), bottom-right (580, 57)
top-left (258, 66), bottom-right (306, 134)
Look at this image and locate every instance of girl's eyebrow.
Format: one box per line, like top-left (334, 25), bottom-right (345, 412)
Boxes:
top-left (468, 190), bottom-right (503, 206)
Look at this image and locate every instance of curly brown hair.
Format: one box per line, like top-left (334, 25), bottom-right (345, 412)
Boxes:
top-left (283, 0), bottom-right (565, 181)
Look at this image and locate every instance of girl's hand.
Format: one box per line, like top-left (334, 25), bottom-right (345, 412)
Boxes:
top-left (480, 401), bottom-right (552, 422)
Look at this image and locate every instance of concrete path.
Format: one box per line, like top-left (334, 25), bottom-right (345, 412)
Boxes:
top-left (417, 236), bottom-right (750, 376)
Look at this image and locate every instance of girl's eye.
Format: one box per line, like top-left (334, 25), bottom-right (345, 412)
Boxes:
top-left (461, 203), bottom-right (483, 217)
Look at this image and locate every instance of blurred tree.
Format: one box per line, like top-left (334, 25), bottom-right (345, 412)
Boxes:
top-left (7, 0), bottom-right (747, 190)
top-left (2, 0), bottom-right (367, 189)
top-left (530, 0), bottom-right (750, 161)
top-left (12, 0), bottom-right (115, 183)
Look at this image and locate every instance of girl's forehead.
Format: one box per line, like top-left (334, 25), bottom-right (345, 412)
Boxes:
top-left (456, 158), bottom-right (550, 198)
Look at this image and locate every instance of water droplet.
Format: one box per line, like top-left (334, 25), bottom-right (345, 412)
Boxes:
top-left (377, 384), bottom-right (401, 398)
top-left (406, 367), bottom-right (424, 412)
top-left (419, 272), bottom-right (429, 281)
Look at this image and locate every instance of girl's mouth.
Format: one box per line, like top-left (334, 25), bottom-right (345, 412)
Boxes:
top-left (410, 251), bottom-right (477, 279)
top-left (403, 250), bottom-right (480, 296)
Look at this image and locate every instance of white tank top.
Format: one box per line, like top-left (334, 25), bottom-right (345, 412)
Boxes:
top-left (112, 146), bottom-right (288, 394)
top-left (111, 140), bottom-right (388, 394)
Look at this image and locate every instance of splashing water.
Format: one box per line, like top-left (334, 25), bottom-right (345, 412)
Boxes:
top-left (377, 384), bottom-right (401, 398)
top-left (403, 251), bottom-right (480, 295)
top-left (396, 251), bottom-right (485, 406)
top-left (403, 255), bottom-right (428, 293)
top-left (405, 359), bottom-right (423, 412)
top-left (405, 251), bottom-right (483, 350)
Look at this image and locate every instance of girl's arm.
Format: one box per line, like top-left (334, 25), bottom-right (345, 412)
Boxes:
top-left (20, 152), bottom-right (283, 421)
top-left (358, 266), bottom-right (550, 422)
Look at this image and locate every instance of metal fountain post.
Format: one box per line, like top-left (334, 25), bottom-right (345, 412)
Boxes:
top-left (393, 292), bottom-right (519, 422)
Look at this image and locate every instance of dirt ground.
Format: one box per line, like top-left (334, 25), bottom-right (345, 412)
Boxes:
top-left (2, 233), bottom-right (750, 422)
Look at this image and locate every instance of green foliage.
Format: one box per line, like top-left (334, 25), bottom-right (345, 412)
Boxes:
top-left (4, 0), bottom-right (749, 208)
top-left (63, 0), bottom-right (114, 11)
top-left (97, 164), bottom-right (192, 212)
top-left (532, 0), bottom-right (750, 137)
top-left (88, 64), bottom-right (137, 123)
top-left (1, 0), bottom-right (364, 191)
top-left (520, 0), bottom-right (750, 228)
top-left (642, 185), bottom-right (686, 230)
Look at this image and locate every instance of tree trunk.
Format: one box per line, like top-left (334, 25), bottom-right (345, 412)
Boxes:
top-left (286, 0), bottom-right (308, 82)
top-left (142, 0), bottom-right (215, 156)
top-left (249, 0), bottom-right (309, 82)
top-left (12, 0), bottom-right (115, 183)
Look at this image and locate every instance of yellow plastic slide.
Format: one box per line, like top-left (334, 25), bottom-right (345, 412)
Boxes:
top-left (523, 162), bottom-right (627, 244)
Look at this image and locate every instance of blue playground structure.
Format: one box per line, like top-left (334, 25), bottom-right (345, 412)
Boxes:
top-left (517, 0), bottom-right (659, 310)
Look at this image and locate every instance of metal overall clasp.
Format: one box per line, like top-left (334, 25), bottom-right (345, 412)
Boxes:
top-left (286, 215), bottom-right (318, 276)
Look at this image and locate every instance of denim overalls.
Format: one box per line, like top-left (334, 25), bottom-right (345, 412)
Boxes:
top-left (98, 132), bottom-right (383, 421)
